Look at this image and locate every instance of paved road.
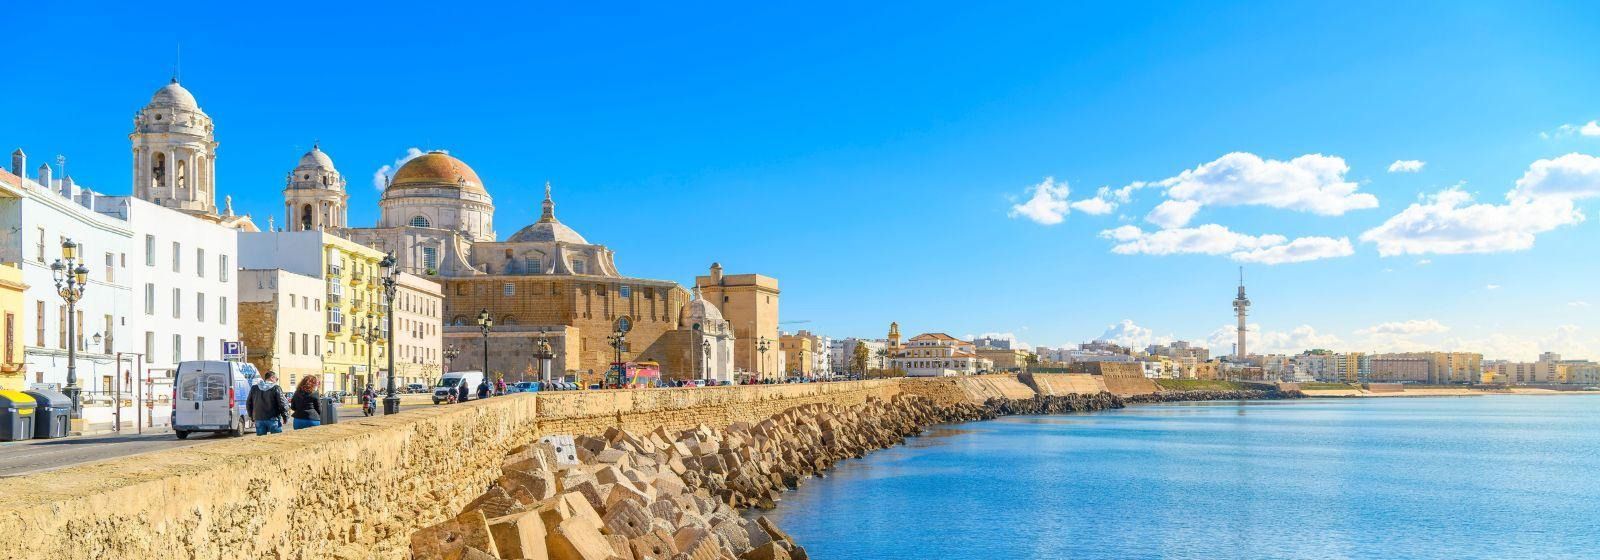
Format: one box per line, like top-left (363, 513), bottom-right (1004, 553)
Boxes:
top-left (0, 400), bottom-right (432, 477)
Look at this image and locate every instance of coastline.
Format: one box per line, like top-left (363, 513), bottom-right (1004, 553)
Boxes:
top-left (1300, 387), bottom-right (1599, 398)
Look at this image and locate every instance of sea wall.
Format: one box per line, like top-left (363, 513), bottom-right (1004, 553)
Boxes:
top-left (1020, 373), bottom-right (1109, 396)
top-left (0, 381), bottom-right (899, 560)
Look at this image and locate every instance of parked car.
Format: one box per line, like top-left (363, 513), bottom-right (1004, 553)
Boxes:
top-left (432, 371), bottom-right (486, 404)
top-left (511, 381), bottom-right (541, 393)
top-left (406, 383), bottom-right (427, 394)
top-left (171, 360), bottom-right (259, 439)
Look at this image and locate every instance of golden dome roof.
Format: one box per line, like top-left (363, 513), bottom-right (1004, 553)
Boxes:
top-left (388, 151), bottom-right (485, 193)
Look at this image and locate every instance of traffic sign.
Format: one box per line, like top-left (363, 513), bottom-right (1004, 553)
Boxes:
top-left (222, 341), bottom-right (244, 361)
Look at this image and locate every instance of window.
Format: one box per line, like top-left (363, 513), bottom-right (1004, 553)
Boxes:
top-left (173, 334), bottom-right (183, 362)
top-left (57, 305), bottom-right (66, 348)
top-left (35, 228), bottom-right (45, 262)
top-left (220, 255), bottom-right (229, 282)
top-left (144, 284), bottom-right (155, 315)
top-left (289, 332), bottom-right (297, 354)
top-left (196, 293), bottom-right (206, 322)
top-left (173, 288), bottom-right (182, 318)
top-left (289, 293), bottom-right (296, 308)
top-left (313, 335), bottom-right (321, 355)
top-left (172, 241), bottom-right (181, 272)
top-left (219, 296), bottom-right (227, 324)
top-left (3, 312), bottom-right (12, 365)
top-left (34, 301), bottom-right (44, 346)
top-left (145, 235), bottom-right (155, 266)
top-left (105, 253), bottom-right (115, 282)
top-left (524, 257), bottom-right (541, 274)
top-left (302, 333), bottom-right (309, 356)
top-left (572, 260), bottom-right (586, 274)
top-left (410, 215), bottom-right (431, 228)
top-left (620, 285), bottom-right (632, 299)
top-left (197, 337), bottom-right (206, 360)
top-left (144, 332), bottom-right (154, 363)
top-left (422, 247), bottom-right (438, 272)
top-left (196, 248), bottom-right (205, 278)
top-left (503, 283), bottom-right (515, 296)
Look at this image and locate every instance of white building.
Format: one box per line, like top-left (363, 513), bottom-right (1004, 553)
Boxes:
top-left (889, 333), bottom-right (991, 377)
top-left (390, 272), bottom-right (444, 388)
top-left (830, 338), bottom-right (888, 374)
top-left (0, 165), bottom-right (133, 395)
top-left (238, 269), bottom-right (326, 382)
top-left (94, 196), bottom-right (238, 378)
top-left (679, 292), bottom-right (736, 383)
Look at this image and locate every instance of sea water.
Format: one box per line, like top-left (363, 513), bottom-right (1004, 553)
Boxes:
top-left (762, 396), bottom-right (1600, 559)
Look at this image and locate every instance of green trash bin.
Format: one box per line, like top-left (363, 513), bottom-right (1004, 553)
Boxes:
top-left (0, 390), bottom-right (36, 442)
top-left (23, 389), bottom-right (71, 439)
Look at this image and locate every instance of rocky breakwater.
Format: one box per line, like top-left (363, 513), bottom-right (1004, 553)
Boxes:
top-left (409, 394), bottom-right (984, 560)
top-left (982, 391), bottom-right (1127, 415)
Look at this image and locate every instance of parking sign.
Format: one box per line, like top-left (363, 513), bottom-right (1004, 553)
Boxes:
top-left (222, 341), bottom-right (244, 361)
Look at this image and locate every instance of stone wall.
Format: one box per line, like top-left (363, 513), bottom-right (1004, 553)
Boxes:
top-left (0, 381), bottom-right (898, 560)
top-left (1021, 373), bottom-right (1109, 396)
top-left (898, 373), bottom-right (1036, 405)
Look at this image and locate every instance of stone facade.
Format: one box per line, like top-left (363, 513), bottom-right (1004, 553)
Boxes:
top-left (695, 263), bottom-right (780, 380)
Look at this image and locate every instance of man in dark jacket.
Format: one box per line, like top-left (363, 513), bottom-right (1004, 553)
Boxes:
top-left (246, 370), bottom-right (289, 435)
top-left (457, 379), bottom-right (470, 403)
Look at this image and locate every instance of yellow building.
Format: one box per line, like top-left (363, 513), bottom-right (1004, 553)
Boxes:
top-left (0, 263), bottom-right (26, 391)
top-left (695, 263), bottom-right (780, 380)
top-left (239, 230), bottom-right (389, 393)
top-left (779, 333), bottom-right (813, 377)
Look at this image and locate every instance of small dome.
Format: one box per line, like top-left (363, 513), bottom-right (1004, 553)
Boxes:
top-left (298, 146), bottom-right (335, 170)
top-left (388, 151), bottom-right (485, 194)
top-left (148, 79), bottom-right (199, 109)
top-left (507, 221), bottom-right (588, 244)
top-left (686, 296), bottom-right (725, 325)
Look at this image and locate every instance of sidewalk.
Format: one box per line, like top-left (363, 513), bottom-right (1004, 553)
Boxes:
top-left (67, 393), bottom-right (437, 437)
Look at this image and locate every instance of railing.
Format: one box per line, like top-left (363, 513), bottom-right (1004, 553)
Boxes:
top-left (327, 265), bottom-right (342, 277)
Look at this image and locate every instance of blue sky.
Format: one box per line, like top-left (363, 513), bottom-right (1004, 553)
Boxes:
top-left (5, 1), bottom-right (1600, 360)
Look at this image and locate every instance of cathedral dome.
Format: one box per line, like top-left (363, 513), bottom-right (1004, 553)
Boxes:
top-left (506, 182), bottom-right (589, 244)
top-left (148, 79), bottom-right (199, 109)
top-left (298, 146), bottom-right (335, 170)
top-left (685, 295), bottom-right (725, 325)
top-left (388, 151), bottom-right (485, 194)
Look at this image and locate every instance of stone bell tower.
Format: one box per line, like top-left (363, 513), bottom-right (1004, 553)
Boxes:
top-left (282, 144), bottom-right (348, 231)
top-left (131, 78), bottom-right (218, 215)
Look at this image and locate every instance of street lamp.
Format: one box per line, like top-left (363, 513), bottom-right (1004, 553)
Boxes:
top-left (756, 337), bottom-right (771, 382)
top-left (533, 330), bottom-right (554, 383)
top-left (700, 338), bottom-right (711, 382)
top-left (355, 321), bottom-right (377, 395)
top-left (607, 330), bottom-right (628, 368)
top-left (477, 309), bottom-right (493, 381)
top-left (379, 253), bottom-right (400, 414)
top-left (51, 238), bottom-right (90, 417)
top-left (444, 344), bottom-right (460, 369)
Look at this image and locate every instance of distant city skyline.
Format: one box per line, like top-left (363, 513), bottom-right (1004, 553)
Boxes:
top-left (4, 2), bottom-right (1599, 361)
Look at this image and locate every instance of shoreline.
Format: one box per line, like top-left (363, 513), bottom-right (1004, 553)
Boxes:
top-left (1300, 387), bottom-right (1600, 398)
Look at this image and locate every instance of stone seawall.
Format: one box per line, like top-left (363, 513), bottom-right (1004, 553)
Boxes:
top-left (0, 381), bottom-right (899, 560)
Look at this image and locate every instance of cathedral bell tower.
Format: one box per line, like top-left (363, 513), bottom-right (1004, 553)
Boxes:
top-left (282, 144), bottom-right (348, 231)
top-left (131, 78), bottom-right (218, 215)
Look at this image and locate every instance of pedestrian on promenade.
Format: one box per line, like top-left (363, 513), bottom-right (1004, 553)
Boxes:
top-left (495, 377), bottom-right (507, 396)
top-left (477, 379), bottom-right (492, 400)
top-left (457, 379), bottom-right (470, 403)
top-left (246, 370), bottom-right (289, 435)
top-left (290, 376), bottom-right (324, 429)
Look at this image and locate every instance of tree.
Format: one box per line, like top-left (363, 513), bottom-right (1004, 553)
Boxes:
top-left (851, 343), bottom-right (870, 374)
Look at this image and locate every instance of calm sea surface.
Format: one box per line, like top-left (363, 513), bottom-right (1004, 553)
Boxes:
top-left (762, 396), bottom-right (1600, 559)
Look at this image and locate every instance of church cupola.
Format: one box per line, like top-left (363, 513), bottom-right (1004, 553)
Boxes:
top-left (131, 78), bottom-right (218, 215)
top-left (282, 143), bottom-right (349, 231)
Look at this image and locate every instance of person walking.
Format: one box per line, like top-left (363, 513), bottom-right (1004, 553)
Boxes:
top-left (290, 375), bottom-right (324, 429)
top-left (246, 370), bottom-right (289, 435)
top-left (457, 378), bottom-right (470, 403)
top-left (477, 378), bottom-right (492, 400)
top-left (495, 377), bottom-right (507, 396)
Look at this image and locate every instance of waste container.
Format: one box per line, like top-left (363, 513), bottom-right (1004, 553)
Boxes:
top-left (319, 396), bottom-right (339, 425)
top-left (24, 389), bottom-right (71, 439)
top-left (0, 390), bottom-right (36, 442)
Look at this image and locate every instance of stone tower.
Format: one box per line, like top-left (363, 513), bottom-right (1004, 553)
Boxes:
top-left (1232, 267), bottom-right (1250, 359)
top-left (283, 144), bottom-right (348, 231)
top-left (131, 79), bottom-right (218, 215)
top-left (888, 322), bottom-right (901, 350)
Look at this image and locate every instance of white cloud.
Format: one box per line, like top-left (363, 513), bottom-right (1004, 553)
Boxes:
top-left (1359, 187), bottom-right (1583, 256)
top-left (1485, 284), bottom-right (1501, 290)
top-left (1095, 320), bottom-right (1171, 350)
top-left (1509, 153), bottom-right (1600, 201)
top-left (1146, 199), bottom-right (1202, 228)
top-left (1232, 236), bottom-right (1354, 264)
top-left (1070, 188), bottom-right (1117, 215)
top-left (1101, 224), bottom-right (1352, 264)
top-left (1008, 177), bottom-right (1072, 225)
top-left (1206, 323), bottom-right (1344, 355)
top-left (1388, 160), bottom-right (1426, 173)
top-left (1356, 319), bottom-right (1450, 337)
top-left (1440, 325), bottom-right (1599, 362)
top-left (373, 147), bottom-right (428, 191)
top-left (1416, 259), bottom-right (1432, 266)
top-left (1570, 300), bottom-right (1591, 308)
top-left (1544, 121), bottom-right (1600, 139)
top-left (1147, 152), bottom-right (1379, 222)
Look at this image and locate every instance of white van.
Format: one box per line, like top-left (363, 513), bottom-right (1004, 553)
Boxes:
top-left (172, 360), bottom-right (259, 439)
top-left (432, 370), bottom-right (485, 404)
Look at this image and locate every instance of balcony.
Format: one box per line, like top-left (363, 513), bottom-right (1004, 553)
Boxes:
top-left (327, 265), bottom-right (342, 278)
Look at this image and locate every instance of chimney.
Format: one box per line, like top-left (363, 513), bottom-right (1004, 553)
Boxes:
top-left (36, 162), bottom-right (51, 189)
top-left (9, 149), bottom-right (22, 177)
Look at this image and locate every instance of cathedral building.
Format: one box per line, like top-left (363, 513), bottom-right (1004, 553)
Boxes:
top-left (290, 148), bottom-right (696, 381)
top-left (130, 79), bottom-right (257, 232)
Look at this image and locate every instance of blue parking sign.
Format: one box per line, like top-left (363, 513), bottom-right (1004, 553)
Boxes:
top-left (223, 341), bottom-right (244, 360)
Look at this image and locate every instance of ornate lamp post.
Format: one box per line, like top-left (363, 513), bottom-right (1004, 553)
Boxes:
top-left (607, 331), bottom-right (628, 370)
top-left (477, 308), bottom-right (493, 379)
top-left (50, 239), bottom-right (90, 417)
top-left (444, 344), bottom-right (460, 369)
top-left (379, 253), bottom-right (400, 414)
top-left (700, 338), bottom-right (711, 382)
top-left (533, 330), bottom-right (554, 383)
top-left (756, 337), bottom-right (771, 382)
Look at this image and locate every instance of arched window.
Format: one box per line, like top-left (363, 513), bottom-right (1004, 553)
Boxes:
top-left (450, 316), bottom-right (468, 326)
top-left (151, 153), bottom-right (167, 188)
top-left (300, 204), bottom-right (313, 231)
top-left (176, 159), bottom-right (188, 190)
top-left (409, 215), bottom-right (431, 228)
top-left (500, 316), bottom-right (517, 326)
